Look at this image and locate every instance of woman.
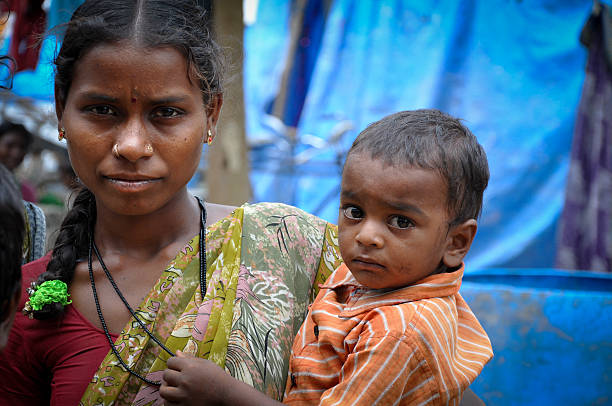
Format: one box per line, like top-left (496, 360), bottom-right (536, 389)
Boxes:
top-left (0, 1), bottom-right (341, 405)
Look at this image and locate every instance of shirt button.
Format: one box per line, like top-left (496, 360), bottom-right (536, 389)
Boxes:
top-left (291, 373), bottom-right (297, 386)
top-left (314, 325), bottom-right (319, 338)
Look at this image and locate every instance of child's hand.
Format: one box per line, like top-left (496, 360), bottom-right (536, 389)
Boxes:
top-left (160, 350), bottom-right (283, 406)
top-left (160, 350), bottom-right (231, 406)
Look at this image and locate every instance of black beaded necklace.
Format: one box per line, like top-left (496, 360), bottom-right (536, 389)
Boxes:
top-left (87, 197), bottom-right (207, 386)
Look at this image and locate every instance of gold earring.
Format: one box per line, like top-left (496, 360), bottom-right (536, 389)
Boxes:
top-left (112, 143), bottom-right (120, 158)
top-left (144, 144), bottom-right (154, 154)
top-left (207, 129), bottom-right (213, 145)
top-left (58, 128), bottom-right (66, 141)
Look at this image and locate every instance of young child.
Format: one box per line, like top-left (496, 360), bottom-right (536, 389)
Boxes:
top-left (160, 109), bottom-right (493, 405)
top-left (0, 163), bottom-right (25, 350)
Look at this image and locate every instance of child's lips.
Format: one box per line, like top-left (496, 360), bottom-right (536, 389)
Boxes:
top-left (351, 257), bottom-right (386, 271)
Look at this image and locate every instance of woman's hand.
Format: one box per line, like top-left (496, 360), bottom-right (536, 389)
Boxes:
top-left (160, 351), bottom-right (283, 406)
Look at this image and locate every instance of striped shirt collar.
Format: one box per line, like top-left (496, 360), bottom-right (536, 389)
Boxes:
top-left (320, 263), bottom-right (464, 317)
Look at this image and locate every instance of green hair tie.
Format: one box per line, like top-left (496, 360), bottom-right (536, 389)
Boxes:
top-left (23, 280), bottom-right (72, 317)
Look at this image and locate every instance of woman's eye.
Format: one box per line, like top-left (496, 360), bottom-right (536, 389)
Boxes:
top-left (388, 215), bottom-right (414, 229)
top-left (152, 107), bottom-right (182, 118)
top-left (343, 206), bottom-right (363, 220)
top-left (87, 105), bottom-right (115, 115)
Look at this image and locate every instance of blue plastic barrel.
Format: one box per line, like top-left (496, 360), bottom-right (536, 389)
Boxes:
top-left (460, 268), bottom-right (612, 406)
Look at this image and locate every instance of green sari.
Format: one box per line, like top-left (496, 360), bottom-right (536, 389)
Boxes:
top-left (80, 202), bottom-right (342, 405)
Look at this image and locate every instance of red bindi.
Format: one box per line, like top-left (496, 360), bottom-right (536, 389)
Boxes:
top-left (131, 97), bottom-right (137, 103)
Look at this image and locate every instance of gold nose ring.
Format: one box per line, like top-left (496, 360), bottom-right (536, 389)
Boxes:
top-left (144, 144), bottom-right (154, 154)
top-left (112, 143), bottom-right (120, 158)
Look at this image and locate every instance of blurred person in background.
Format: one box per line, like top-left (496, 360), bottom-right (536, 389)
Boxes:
top-left (0, 120), bottom-right (37, 202)
top-left (0, 5), bottom-right (45, 352)
top-left (0, 121), bottom-right (46, 263)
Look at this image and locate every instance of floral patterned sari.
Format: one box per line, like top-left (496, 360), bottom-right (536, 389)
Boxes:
top-left (80, 202), bottom-right (342, 405)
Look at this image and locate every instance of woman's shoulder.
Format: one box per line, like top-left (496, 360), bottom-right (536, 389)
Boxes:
top-left (21, 252), bottom-right (52, 292)
top-left (241, 202), bottom-right (333, 226)
top-left (209, 201), bottom-right (334, 229)
top-left (205, 202), bottom-right (237, 224)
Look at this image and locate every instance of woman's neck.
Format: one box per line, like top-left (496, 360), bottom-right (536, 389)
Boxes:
top-left (92, 190), bottom-right (201, 259)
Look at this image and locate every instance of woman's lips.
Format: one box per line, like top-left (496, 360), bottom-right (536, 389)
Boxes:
top-left (104, 176), bottom-right (162, 191)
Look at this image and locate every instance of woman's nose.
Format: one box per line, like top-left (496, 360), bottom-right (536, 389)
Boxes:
top-left (354, 219), bottom-right (384, 248)
top-left (114, 118), bottom-right (153, 162)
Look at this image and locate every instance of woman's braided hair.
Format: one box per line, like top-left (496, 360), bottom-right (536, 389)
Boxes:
top-left (31, 188), bottom-right (93, 319)
top-left (31, 0), bottom-right (225, 319)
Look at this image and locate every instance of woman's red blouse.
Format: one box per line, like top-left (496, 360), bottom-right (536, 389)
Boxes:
top-left (0, 254), bottom-right (117, 406)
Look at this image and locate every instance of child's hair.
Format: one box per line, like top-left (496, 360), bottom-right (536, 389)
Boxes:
top-left (347, 109), bottom-right (490, 226)
top-left (0, 164), bottom-right (24, 323)
top-left (32, 0), bottom-right (225, 320)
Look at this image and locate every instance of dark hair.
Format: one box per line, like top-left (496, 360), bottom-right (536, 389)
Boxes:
top-left (0, 121), bottom-right (33, 148)
top-left (54, 0), bottom-right (224, 107)
top-left (32, 0), bottom-right (225, 319)
top-left (347, 109), bottom-right (490, 225)
top-left (0, 164), bottom-right (24, 322)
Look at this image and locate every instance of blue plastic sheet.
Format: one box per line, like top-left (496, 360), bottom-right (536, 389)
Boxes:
top-left (0, 37), bottom-right (57, 102)
top-left (1, 0), bottom-right (593, 270)
top-left (245, 0), bottom-right (592, 269)
top-left (461, 268), bottom-right (612, 405)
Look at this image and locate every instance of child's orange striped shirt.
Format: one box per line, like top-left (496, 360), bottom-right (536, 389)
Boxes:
top-left (283, 263), bottom-right (493, 405)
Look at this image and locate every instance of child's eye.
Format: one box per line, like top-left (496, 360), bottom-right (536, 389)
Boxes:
top-left (87, 105), bottom-right (115, 115)
top-left (388, 215), bottom-right (414, 229)
top-left (152, 107), bottom-right (183, 118)
top-left (342, 206), bottom-right (364, 220)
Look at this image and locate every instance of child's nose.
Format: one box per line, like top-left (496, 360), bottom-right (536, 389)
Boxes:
top-left (355, 220), bottom-right (384, 248)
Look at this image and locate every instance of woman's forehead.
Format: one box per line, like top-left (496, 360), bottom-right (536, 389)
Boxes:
top-left (68, 43), bottom-right (200, 98)
top-left (75, 42), bottom-right (188, 75)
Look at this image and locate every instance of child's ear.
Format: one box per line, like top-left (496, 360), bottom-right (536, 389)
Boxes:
top-left (442, 219), bottom-right (478, 268)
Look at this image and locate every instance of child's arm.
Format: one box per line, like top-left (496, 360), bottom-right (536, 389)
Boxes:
top-left (159, 351), bottom-right (283, 406)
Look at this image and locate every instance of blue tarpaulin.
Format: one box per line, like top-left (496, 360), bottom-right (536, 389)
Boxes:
top-left (1, 3), bottom-right (608, 405)
top-left (245, 0), bottom-right (593, 270)
top-left (2, 0), bottom-right (594, 270)
top-left (461, 268), bottom-right (612, 405)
